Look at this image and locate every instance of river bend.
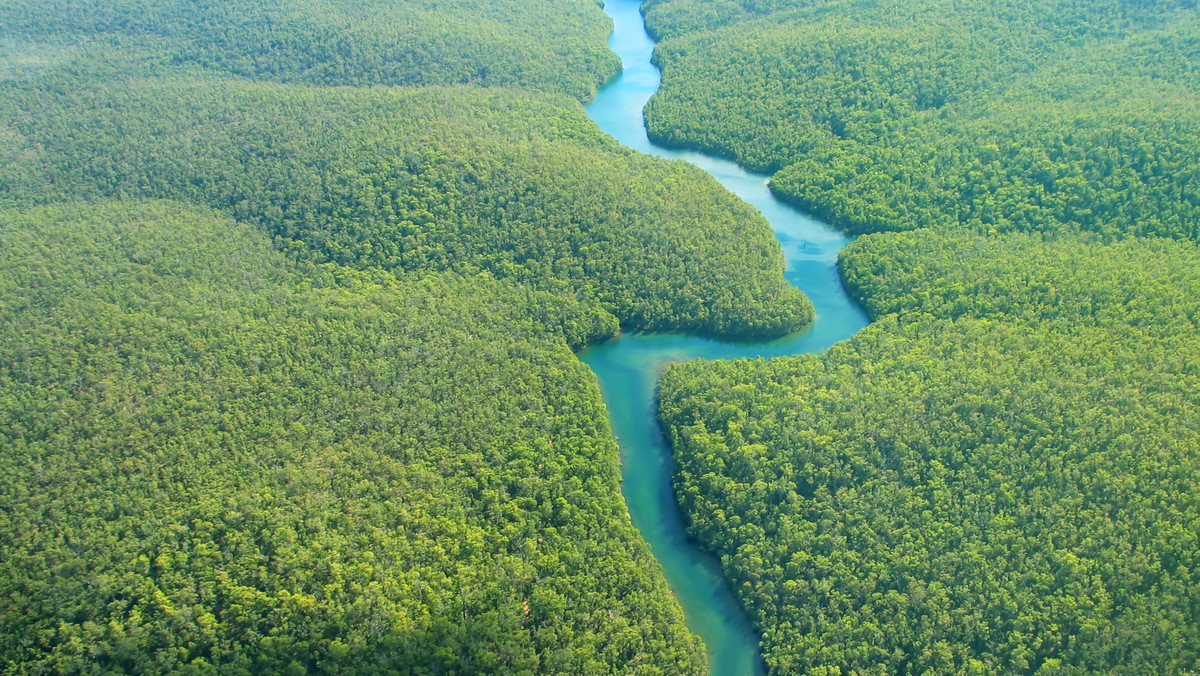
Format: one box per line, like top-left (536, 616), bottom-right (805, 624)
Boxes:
top-left (579, 0), bottom-right (871, 673)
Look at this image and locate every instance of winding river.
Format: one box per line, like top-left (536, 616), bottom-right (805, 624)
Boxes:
top-left (579, 0), bottom-right (871, 673)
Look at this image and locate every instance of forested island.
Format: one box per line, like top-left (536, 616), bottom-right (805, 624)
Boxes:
top-left (3, 0), bottom-right (1199, 673)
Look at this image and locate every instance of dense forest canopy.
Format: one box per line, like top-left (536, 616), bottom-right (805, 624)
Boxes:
top-left (0, 74), bottom-right (810, 339)
top-left (0, 0), bottom-right (619, 99)
top-left (841, 230), bottom-right (1200, 333)
top-left (0, 200), bottom-right (709, 673)
top-left (643, 0), bottom-right (1200, 239)
top-left (661, 232), bottom-right (1200, 673)
top-left (7, 0), bottom-right (1200, 671)
top-left (647, 0), bottom-right (1200, 673)
top-left (0, 0), bottom-right (819, 671)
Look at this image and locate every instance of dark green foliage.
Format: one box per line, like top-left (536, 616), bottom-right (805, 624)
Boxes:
top-left (0, 0), bottom-right (619, 99)
top-left (0, 77), bottom-right (810, 340)
top-left (661, 231), bottom-right (1200, 673)
top-left (0, 200), bottom-right (706, 674)
top-left (642, 0), bottom-right (1200, 238)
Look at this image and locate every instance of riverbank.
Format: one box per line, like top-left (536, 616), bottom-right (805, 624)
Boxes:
top-left (580, 0), bottom-right (870, 673)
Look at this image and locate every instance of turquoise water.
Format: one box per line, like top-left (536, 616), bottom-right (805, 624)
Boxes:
top-left (579, 0), bottom-right (871, 673)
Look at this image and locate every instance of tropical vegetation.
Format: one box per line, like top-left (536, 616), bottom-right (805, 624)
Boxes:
top-left (662, 231), bottom-right (1200, 674)
top-left (643, 0), bottom-right (1200, 239)
top-left (649, 0), bottom-right (1200, 672)
top-left (0, 0), bottom-right (817, 671)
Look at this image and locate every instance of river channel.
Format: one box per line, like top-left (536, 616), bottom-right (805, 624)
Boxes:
top-left (578, 0), bottom-right (871, 673)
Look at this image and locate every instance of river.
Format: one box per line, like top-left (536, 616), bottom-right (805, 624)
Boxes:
top-left (578, 0), bottom-right (871, 673)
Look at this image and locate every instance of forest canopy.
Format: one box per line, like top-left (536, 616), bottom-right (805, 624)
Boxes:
top-left (0, 0), bottom-right (819, 671)
top-left (0, 74), bottom-right (810, 340)
top-left (642, 0), bottom-right (1200, 239)
top-left (661, 232), bottom-right (1200, 672)
top-left (0, 0), bottom-right (619, 99)
top-left (645, 2), bottom-right (1200, 672)
top-left (0, 200), bottom-right (707, 673)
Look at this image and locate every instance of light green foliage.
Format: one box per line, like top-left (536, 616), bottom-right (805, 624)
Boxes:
top-left (643, 0), bottom-right (1200, 238)
top-left (0, 0), bottom-right (619, 99)
top-left (0, 201), bottom-right (705, 673)
top-left (661, 230), bottom-right (1200, 673)
top-left (0, 77), bottom-right (810, 339)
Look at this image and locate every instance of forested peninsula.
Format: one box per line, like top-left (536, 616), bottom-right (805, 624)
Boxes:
top-left (0, 0), bottom-right (812, 671)
top-left (651, 0), bottom-right (1200, 673)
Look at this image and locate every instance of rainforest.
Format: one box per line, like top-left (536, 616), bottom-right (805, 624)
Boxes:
top-left (1, 0), bottom-right (1197, 674)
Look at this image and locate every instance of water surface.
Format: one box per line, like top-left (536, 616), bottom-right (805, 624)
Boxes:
top-left (580, 1), bottom-right (870, 673)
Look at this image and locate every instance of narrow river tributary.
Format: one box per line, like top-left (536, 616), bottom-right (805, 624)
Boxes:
top-left (579, 0), bottom-right (871, 673)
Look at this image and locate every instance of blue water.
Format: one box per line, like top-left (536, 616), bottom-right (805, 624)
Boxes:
top-left (579, 0), bottom-right (870, 673)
